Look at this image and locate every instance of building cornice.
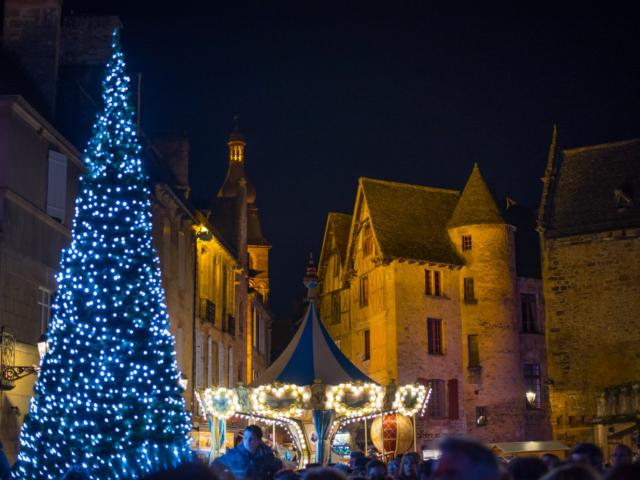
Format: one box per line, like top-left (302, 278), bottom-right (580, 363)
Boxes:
top-left (0, 95), bottom-right (84, 171)
top-left (1, 188), bottom-right (71, 238)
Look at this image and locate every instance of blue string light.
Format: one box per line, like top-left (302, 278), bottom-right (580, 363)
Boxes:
top-left (12, 29), bottom-right (192, 479)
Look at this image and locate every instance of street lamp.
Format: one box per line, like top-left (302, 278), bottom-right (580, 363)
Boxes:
top-left (526, 390), bottom-right (537, 408)
top-left (37, 333), bottom-right (50, 360)
top-left (0, 327), bottom-right (40, 391)
top-left (179, 372), bottom-right (189, 391)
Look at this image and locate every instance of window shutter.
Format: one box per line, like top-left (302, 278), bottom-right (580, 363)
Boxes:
top-left (46, 150), bottom-right (67, 221)
top-left (178, 231), bottom-right (186, 288)
top-left (448, 379), bottom-right (459, 419)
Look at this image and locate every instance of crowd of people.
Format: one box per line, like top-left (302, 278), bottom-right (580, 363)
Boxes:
top-left (138, 425), bottom-right (640, 480)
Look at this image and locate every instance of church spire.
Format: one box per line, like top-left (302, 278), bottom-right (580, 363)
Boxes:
top-left (217, 116), bottom-right (255, 202)
top-left (228, 114), bottom-right (246, 163)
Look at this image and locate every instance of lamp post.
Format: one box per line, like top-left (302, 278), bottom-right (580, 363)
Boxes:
top-left (0, 327), bottom-right (43, 390)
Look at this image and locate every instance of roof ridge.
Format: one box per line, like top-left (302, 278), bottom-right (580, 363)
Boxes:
top-left (327, 211), bottom-right (352, 218)
top-left (563, 138), bottom-right (640, 155)
top-left (359, 176), bottom-right (460, 196)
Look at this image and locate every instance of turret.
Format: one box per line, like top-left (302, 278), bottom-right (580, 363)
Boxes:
top-left (448, 163), bottom-right (526, 441)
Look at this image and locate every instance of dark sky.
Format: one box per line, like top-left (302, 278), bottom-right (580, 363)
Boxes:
top-left (64, 2), bottom-right (640, 325)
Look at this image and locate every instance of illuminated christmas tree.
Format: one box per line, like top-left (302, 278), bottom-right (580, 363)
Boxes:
top-left (13, 30), bottom-right (192, 479)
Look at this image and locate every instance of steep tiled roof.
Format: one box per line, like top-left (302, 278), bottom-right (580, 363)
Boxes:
top-left (448, 163), bottom-right (505, 227)
top-left (361, 178), bottom-right (464, 265)
top-left (545, 139), bottom-right (640, 237)
top-left (328, 212), bottom-right (352, 264)
top-left (248, 205), bottom-right (270, 246)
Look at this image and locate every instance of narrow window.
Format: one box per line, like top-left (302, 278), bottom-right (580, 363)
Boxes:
top-left (362, 224), bottom-right (373, 257)
top-left (207, 336), bottom-right (213, 386)
top-left (521, 293), bottom-right (538, 333)
top-left (37, 287), bottom-right (52, 334)
top-left (468, 334), bottom-right (480, 367)
top-left (427, 379), bottom-right (446, 417)
top-left (433, 271), bottom-right (442, 296)
top-left (359, 275), bottom-right (369, 307)
top-left (524, 363), bottom-right (542, 409)
top-left (476, 407), bottom-right (487, 426)
top-left (363, 329), bottom-right (371, 361)
top-left (238, 361), bottom-right (243, 383)
top-left (425, 270), bottom-right (432, 295)
top-left (464, 277), bottom-right (475, 303)
top-left (427, 318), bottom-right (444, 354)
top-left (462, 235), bottom-right (472, 251)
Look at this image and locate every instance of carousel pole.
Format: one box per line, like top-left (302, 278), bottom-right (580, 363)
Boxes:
top-left (273, 421), bottom-right (277, 450)
top-left (380, 411), bottom-right (385, 460)
top-left (413, 413), bottom-right (417, 453)
top-left (364, 417), bottom-right (368, 455)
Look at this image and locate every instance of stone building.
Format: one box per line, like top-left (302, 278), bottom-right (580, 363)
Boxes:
top-left (538, 131), bottom-right (640, 454)
top-left (0, 1), bottom-right (272, 460)
top-left (318, 168), bottom-right (551, 446)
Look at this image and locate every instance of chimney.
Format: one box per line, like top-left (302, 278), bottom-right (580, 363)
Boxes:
top-left (2, 0), bottom-right (62, 117)
top-left (152, 134), bottom-right (191, 198)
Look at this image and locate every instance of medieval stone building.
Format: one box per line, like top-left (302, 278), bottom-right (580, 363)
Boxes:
top-left (0, 1), bottom-right (272, 460)
top-left (538, 131), bottom-right (640, 455)
top-left (318, 167), bottom-right (551, 446)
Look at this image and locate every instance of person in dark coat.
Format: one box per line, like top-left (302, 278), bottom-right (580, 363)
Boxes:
top-left (214, 425), bottom-right (282, 480)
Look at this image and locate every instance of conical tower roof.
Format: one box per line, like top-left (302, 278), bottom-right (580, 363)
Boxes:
top-left (448, 163), bottom-right (504, 227)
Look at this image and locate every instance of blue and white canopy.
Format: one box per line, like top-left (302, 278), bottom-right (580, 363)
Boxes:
top-left (251, 302), bottom-right (374, 386)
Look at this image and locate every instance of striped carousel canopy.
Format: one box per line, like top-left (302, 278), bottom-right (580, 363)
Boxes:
top-left (251, 301), bottom-right (374, 386)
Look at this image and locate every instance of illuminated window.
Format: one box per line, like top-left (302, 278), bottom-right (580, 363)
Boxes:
top-left (37, 287), bottom-right (52, 333)
top-left (359, 276), bottom-right (369, 307)
top-left (362, 224), bottom-right (373, 257)
top-left (427, 318), bottom-right (444, 354)
top-left (427, 379), bottom-right (446, 417)
top-left (363, 329), bottom-right (371, 361)
top-left (425, 270), bottom-right (443, 297)
top-left (463, 277), bottom-right (476, 303)
top-left (476, 406), bottom-right (487, 426)
top-left (462, 235), bottom-right (472, 251)
top-left (468, 335), bottom-right (480, 368)
top-left (521, 294), bottom-right (539, 333)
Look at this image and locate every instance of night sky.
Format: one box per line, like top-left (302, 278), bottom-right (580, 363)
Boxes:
top-left (63, 2), bottom-right (640, 334)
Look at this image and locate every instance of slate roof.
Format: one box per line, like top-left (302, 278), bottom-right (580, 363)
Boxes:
top-left (448, 163), bottom-right (505, 227)
top-left (360, 177), bottom-right (464, 265)
top-left (544, 139), bottom-right (640, 237)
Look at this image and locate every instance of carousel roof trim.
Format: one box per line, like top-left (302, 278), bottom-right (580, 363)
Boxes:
top-left (251, 302), bottom-right (375, 386)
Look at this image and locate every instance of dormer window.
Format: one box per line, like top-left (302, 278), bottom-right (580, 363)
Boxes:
top-left (615, 183), bottom-right (633, 212)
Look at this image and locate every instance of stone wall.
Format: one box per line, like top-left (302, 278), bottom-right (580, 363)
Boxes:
top-left (542, 228), bottom-right (640, 445)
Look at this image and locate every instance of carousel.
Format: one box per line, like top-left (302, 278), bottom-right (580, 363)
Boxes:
top-left (196, 260), bottom-right (431, 466)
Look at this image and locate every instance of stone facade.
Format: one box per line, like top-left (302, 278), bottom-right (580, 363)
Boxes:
top-left (538, 135), bottom-right (640, 453)
top-left (0, 95), bottom-right (83, 461)
top-left (319, 173), bottom-right (551, 447)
